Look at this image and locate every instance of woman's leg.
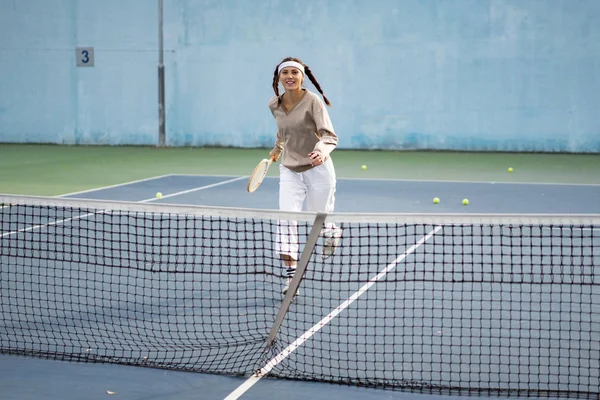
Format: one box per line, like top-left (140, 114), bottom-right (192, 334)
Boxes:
top-left (305, 158), bottom-right (336, 216)
top-left (277, 165), bottom-right (306, 290)
top-left (304, 159), bottom-right (342, 258)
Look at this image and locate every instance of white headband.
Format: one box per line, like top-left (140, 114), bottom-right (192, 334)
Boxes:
top-left (278, 61), bottom-right (305, 76)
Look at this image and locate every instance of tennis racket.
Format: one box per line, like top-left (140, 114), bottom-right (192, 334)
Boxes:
top-left (247, 158), bottom-right (273, 193)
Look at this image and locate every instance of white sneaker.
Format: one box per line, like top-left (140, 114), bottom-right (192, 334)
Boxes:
top-left (322, 227), bottom-right (343, 259)
top-left (282, 278), bottom-right (299, 296)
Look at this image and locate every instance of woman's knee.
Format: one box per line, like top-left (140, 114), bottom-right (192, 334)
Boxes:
top-left (281, 254), bottom-right (296, 262)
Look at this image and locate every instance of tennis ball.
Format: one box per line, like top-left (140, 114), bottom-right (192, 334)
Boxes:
top-left (361, 165), bottom-right (367, 170)
top-left (433, 197), bottom-right (440, 204)
top-left (156, 192), bottom-right (163, 199)
top-left (462, 199), bottom-right (469, 206)
top-left (508, 167), bottom-right (513, 173)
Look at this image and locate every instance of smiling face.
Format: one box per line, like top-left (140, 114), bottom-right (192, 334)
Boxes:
top-left (278, 67), bottom-right (303, 91)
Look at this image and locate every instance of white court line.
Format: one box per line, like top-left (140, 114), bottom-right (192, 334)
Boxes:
top-left (170, 173), bottom-right (600, 187)
top-left (0, 174), bottom-right (176, 211)
top-left (58, 174), bottom-right (176, 197)
top-left (138, 176), bottom-right (246, 203)
top-left (335, 177), bottom-right (600, 187)
top-left (224, 225), bottom-right (443, 400)
top-left (0, 209), bottom-right (101, 238)
top-left (0, 176), bottom-right (246, 238)
top-left (163, 173), bottom-right (245, 178)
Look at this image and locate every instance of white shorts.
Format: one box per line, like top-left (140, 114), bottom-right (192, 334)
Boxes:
top-left (276, 159), bottom-right (338, 260)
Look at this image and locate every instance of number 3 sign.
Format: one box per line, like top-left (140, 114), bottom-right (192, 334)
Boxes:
top-left (76, 47), bottom-right (95, 67)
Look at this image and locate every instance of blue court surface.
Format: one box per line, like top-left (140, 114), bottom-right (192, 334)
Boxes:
top-left (1, 174), bottom-right (599, 400)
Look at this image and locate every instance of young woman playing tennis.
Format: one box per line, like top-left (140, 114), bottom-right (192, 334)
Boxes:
top-left (268, 57), bottom-right (342, 295)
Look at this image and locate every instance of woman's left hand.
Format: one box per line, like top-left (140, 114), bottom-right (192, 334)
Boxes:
top-left (308, 151), bottom-right (323, 166)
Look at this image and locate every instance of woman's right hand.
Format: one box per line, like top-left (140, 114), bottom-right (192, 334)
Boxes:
top-left (269, 150), bottom-right (280, 162)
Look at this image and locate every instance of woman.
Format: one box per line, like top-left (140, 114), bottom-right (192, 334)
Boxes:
top-left (268, 57), bottom-right (343, 295)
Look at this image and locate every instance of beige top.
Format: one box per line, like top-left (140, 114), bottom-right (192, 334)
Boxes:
top-left (269, 90), bottom-right (338, 172)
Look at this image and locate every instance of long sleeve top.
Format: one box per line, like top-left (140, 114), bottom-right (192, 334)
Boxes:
top-left (269, 90), bottom-right (338, 172)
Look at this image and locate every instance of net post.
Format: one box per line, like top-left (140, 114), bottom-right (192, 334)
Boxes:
top-left (265, 212), bottom-right (327, 350)
top-left (157, 0), bottom-right (166, 147)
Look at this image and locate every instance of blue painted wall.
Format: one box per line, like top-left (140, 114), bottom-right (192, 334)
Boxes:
top-left (1, 0), bottom-right (599, 151)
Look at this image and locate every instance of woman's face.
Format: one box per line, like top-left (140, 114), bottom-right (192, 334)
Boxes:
top-left (279, 67), bottom-right (303, 91)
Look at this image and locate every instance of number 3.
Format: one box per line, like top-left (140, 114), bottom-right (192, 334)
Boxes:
top-left (81, 50), bottom-right (89, 64)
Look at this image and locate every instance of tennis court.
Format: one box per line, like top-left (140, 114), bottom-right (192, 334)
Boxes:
top-left (1, 161), bottom-right (599, 400)
top-left (2, 0), bottom-right (600, 397)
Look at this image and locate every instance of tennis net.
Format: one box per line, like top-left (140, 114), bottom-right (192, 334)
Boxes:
top-left (1, 194), bottom-right (598, 398)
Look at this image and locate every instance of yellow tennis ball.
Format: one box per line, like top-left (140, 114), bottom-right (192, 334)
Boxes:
top-left (156, 192), bottom-right (163, 199)
top-left (462, 198), bottom-right (469, 205)
top-left (433, 197), bottom-right (440, 204)
top-left (361, 165), bottom-right (367, 170)
top-left (508, 167), bottom-right (513, 173)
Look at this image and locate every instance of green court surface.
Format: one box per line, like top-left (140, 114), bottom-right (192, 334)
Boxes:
top-left (0, 144), bottom-right (598, 196)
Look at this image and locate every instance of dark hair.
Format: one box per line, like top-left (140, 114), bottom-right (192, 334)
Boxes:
top-left (272, 57), bottom-right (331, 106)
